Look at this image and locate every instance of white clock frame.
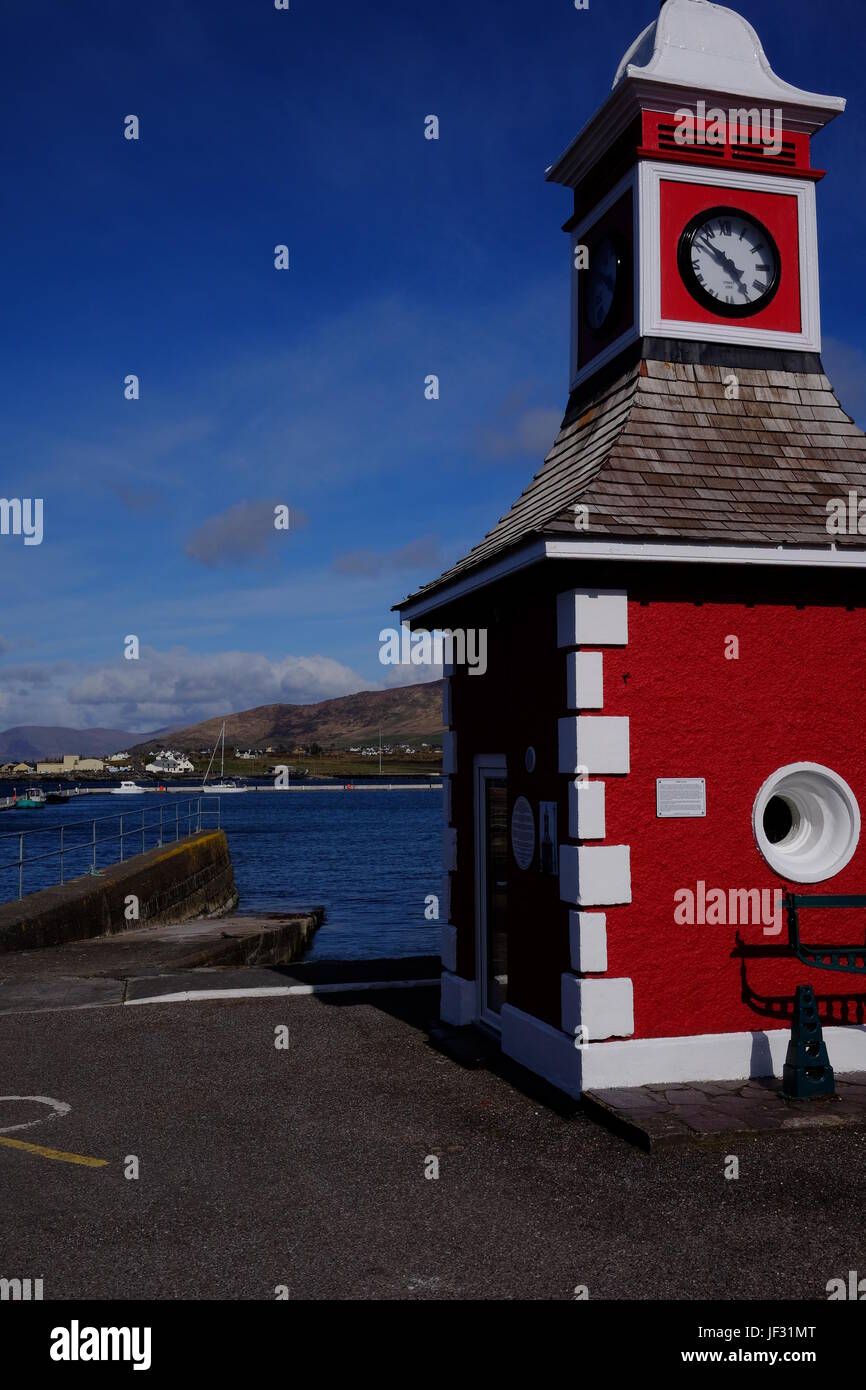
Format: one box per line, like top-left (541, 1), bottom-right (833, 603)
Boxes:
top-left (570, 159), bottom-right (821, 389)
top-left (570, 168), bottom-right (640, 391)
top-left (637, 159), bottom-right (821, 354)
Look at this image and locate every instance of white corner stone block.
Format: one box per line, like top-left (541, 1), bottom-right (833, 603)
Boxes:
top-left (440, 923), bottom-right (457, 973)
top-left (560, 844), bottom-right (631, 905)
top-left (500, 1004), bottom-right (583, 1098)
top-left (442, 679), bottom-right (452, 729)
top-left (442, 731), bottom-right (457, 775)
top-left (558, 716), bottom-right (629, 775)
top-left (557, 588), bottom-right (628, 648)
top-left (569, 911), bottom-right (608, 973)
top-left (561, 974), bottom-right (634, 1042)
top-left (566, 651), bottom-right (604, 709)
top-left (440, 971), bottom-right (476, 1026)
top-left (568, 779), bottom-right (606, 839)
top-left (443, 826), bottom-right (457, 872)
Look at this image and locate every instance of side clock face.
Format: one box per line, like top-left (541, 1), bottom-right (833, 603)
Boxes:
top-left (678, 207), bottom-right (781, 318)
top-left (584, 234), bottom-right (622, 332)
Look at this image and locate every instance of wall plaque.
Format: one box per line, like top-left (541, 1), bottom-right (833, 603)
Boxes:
top-left (656, 778), bottom-right (706, 818)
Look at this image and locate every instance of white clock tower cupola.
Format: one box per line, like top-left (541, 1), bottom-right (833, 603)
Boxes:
top-left (549, 0), bottom-right (845, 389)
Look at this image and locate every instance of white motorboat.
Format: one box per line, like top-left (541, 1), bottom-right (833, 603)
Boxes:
top-left (112, 781), bottom-right (146, 795)
top-left (202, 722), bottom-right (247, 794)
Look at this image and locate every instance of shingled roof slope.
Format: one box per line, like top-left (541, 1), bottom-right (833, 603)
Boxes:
top-left (402, 359), bottom-right (866, 604)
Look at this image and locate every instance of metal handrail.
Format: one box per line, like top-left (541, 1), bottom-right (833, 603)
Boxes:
top-left (0, 797), bottom-right (221, 900)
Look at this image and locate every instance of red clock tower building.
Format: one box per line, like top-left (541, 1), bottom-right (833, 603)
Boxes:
top-left (398, 0), bottom-right (866, 1093)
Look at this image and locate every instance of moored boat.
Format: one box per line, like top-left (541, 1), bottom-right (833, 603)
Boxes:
top-left (202, 723), bottom-right (248, 794)
top-left (16, 786), bottom-right (47, 808)
top-left (111, 781), bottom-right (146, 795)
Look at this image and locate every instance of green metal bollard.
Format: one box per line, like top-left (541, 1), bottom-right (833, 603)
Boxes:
top-left (781, 985), bottom-right (836, 1100)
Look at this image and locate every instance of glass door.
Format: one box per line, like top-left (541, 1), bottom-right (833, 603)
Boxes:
top-left (475, 758), bottom-right (507, 1028)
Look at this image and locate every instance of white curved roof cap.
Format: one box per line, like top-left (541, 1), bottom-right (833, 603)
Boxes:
top-left (612, 0), bottom-right (844, 112)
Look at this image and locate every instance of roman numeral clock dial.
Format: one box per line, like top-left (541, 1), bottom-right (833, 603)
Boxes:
top-left (678, 206), bottom-right (781, 318)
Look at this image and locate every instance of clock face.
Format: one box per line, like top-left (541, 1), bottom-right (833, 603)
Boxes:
top-left (678, 207), bottom-right (781, 318)
top-left (584, 234), bottom-right (622, 332)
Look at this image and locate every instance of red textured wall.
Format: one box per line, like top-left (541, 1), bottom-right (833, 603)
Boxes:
top-left (600, 578), bottom-right (866, 1039)
top-left (438, 560), bottom-right (866, 1042)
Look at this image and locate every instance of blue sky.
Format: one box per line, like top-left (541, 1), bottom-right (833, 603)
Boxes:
top-left (2, 0), bottom-right (865, 732)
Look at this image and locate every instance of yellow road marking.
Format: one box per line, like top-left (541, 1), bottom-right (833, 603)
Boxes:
top-left (0, 1135), bottom-right (108, 1167)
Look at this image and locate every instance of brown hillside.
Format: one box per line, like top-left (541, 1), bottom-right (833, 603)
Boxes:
top-left (131, 681), bottom-right (444, 752)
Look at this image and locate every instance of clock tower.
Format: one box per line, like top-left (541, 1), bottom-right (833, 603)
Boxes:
top-left (397, 0), bottom-right (866, 1096)
top-left (552, 0), bottom-right (843, 387)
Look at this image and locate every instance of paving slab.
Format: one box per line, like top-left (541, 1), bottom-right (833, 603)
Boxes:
top-left (584, 1074), bottom-right (866, 1151)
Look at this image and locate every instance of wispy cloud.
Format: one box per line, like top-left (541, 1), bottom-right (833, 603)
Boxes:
top-left (185, 500), bottom-right (309, 568)
top-left (331, 534), bottom-right (442, 579)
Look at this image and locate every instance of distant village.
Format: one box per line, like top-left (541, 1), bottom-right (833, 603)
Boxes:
top-left (0, 740), bottom-right (437, 779)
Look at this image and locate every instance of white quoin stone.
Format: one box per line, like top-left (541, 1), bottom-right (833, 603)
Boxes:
top-left (440, 923), bottom-right (458, 973)
top-left (566, 650), bottom-right (604, 709)
top-left (443, 826), bottom-right (457, 871)
top-left (442, 680), bottom-right (452, 728)
top-left (560, 844), bottom-right (631, 906)
top-left (568, 780), bottom-right (606, 839)
top-left (569, 911), bottom-right (608, 973)
top-left (557, 588), bottom-right (628, 648)
top-left (558, 716), bottom-right (629, 775)
top-left (442, 731), bottom-right (457, 775)
top-left (440, 971), bottom-right (476, 1025)
top-left (562, 974), bottom-right (634, 1042)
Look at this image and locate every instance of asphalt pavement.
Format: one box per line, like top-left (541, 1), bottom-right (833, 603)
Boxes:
top-left (1, 988), bottom-right (864, 1300)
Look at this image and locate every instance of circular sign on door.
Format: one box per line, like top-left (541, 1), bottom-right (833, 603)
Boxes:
top-left (511, 795), bottom-right (535, 870)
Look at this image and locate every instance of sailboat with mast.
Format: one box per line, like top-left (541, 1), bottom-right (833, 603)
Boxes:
top-left (202, 721), bottom-right (247, 794)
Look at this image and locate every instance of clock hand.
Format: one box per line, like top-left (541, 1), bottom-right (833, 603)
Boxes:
top-left (696, 237), bottom-right (745, 284)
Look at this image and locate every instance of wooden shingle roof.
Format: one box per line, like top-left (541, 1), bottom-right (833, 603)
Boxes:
top-left (402, 356), bottom-right (866, 605)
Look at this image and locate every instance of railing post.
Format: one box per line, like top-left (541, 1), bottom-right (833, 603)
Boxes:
top-left (175, 801), bottom-right (179, 841)
top-left (141, 809), bottom-right (145, 855)
top-left (18, 833), bottom-right (23, 900)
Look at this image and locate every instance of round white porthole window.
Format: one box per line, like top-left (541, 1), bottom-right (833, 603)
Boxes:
top-left (752, 763), bottom-right (861, 884)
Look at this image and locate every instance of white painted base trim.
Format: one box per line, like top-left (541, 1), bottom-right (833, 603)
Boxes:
top-left (440, 971), bottom-right (476, 1026)
top-left (579, 1026), bottom-right (866, 1091)
top-left (502, 1005), bottom-right (866, 1097)
top-left (501, 1003), bottom-right (583, 1099)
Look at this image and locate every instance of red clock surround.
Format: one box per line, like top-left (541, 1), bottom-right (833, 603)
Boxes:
top-left (659, 179), bottom-right (802, 332)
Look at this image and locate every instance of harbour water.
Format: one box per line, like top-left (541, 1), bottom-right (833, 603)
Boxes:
top-left (0, 786), bottom-right (443, 960)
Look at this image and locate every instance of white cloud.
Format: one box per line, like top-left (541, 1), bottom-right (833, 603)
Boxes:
top-left (0, 647), bottom-right (376, 732)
